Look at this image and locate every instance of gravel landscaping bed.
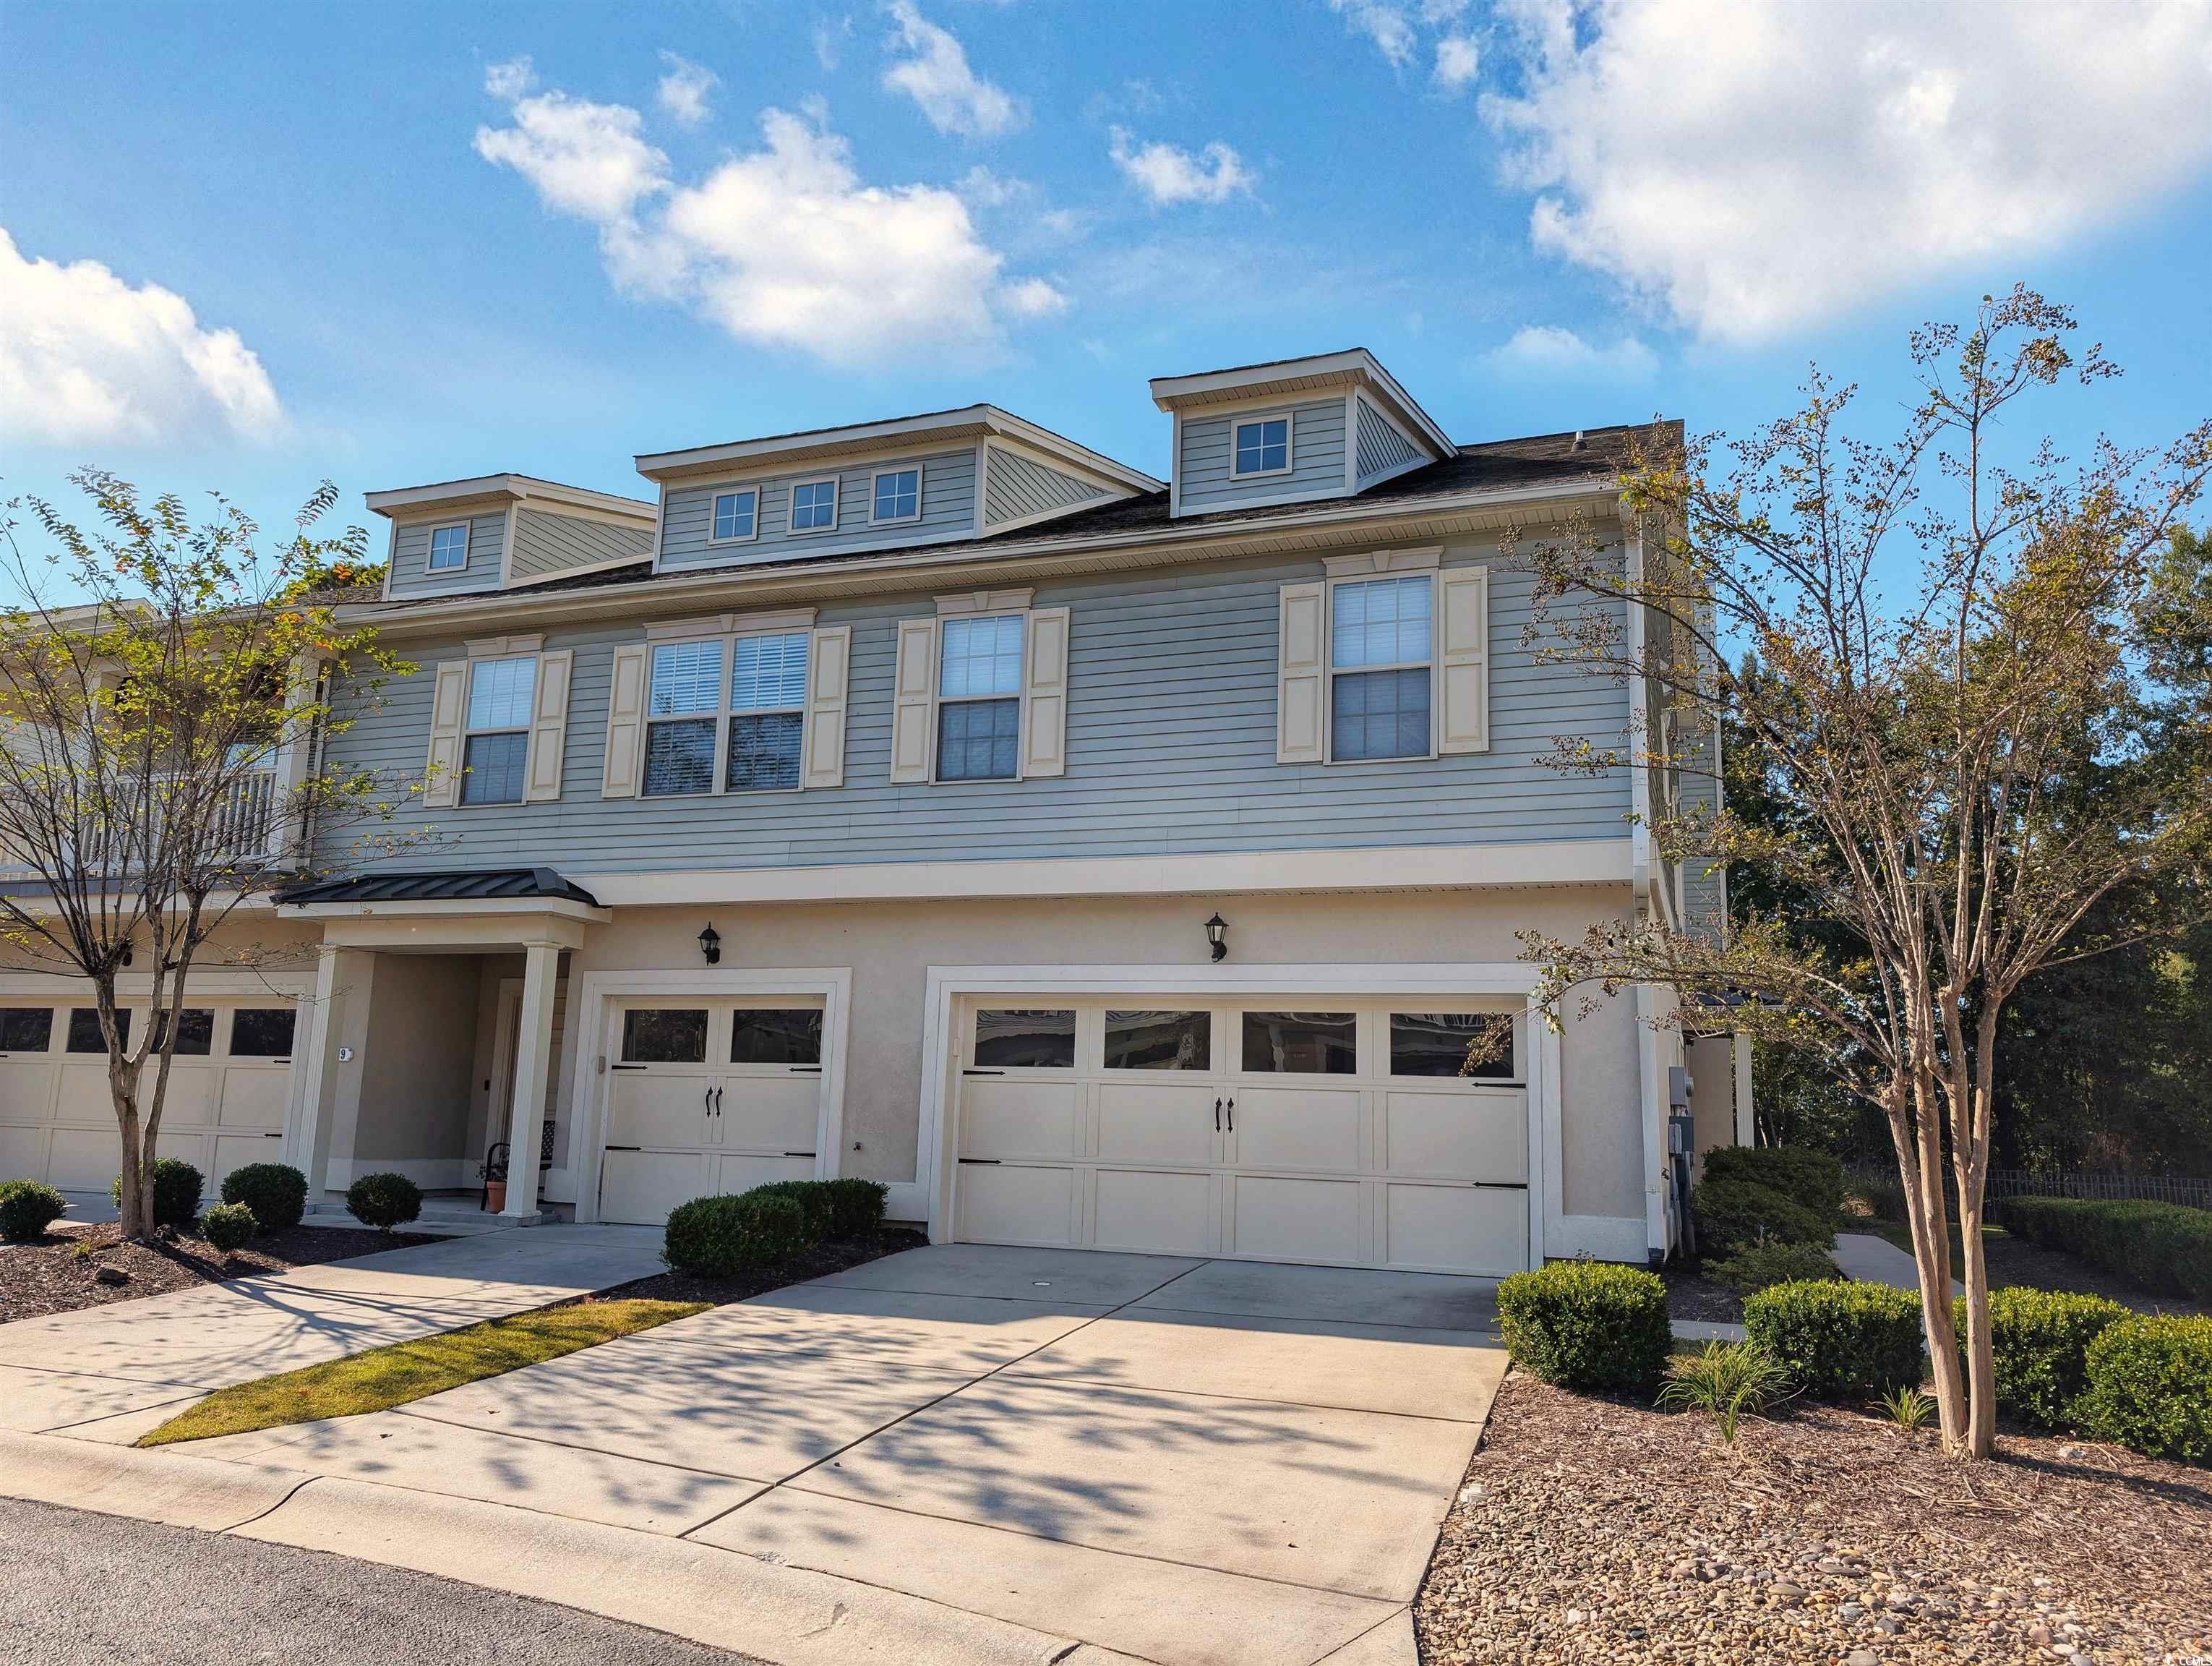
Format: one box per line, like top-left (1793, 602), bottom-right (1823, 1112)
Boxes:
top-left (597, 1225), bottom-right (929, 1307)
top-left (0, 1222), bottom-right (435, 1323)
top-left (1415, 1370), bottom-right (2211, 1665)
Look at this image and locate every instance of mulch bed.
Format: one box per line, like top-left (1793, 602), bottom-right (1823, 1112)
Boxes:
top-left (1416, 1371), bottom-right (2212, 1665)
top-left (0, 1222), bottom-right (434, 1324)
top-left (1662, 1263), bottom-right (1744, 1325)
top-left (596, 1225), bottom-right (928, 1308)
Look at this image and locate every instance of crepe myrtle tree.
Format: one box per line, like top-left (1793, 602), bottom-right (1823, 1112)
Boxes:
top-left (0, 471), bottom-right (424, 1241)
top-left (1503, 289), bottom-right (2212, 1459)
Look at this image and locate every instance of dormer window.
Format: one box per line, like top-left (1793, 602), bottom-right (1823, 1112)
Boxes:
top-left (427, 524), bottom-right (470, 571)
top-left (871, 468), bottom-right (921, 525)
top-left (791, 479), bottom-right (839, 533)
top-left (711, 490), bottom-right (758, 542)
top-left (1233, 417), bottom-right (1292, 479)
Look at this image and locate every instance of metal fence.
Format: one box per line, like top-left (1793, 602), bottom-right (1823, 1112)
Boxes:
top-left (1850, 1161), bottom-right (2212, 1212)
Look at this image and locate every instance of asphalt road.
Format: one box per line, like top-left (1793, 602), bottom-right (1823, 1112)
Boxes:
top-left (0, 1495), bottom-right (763, 1665)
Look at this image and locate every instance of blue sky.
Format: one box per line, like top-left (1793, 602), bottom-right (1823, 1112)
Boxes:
top-left (4, 0), bottom-right (2211, 569)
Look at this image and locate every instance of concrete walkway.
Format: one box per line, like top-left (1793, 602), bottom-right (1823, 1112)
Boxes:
top-left (0, 1225), bottom-right (667, 1443)
top-left (9, 1244), bottom-right (1507, 1666)
top-left (1833, 1230), bottom-right (1964, 1295)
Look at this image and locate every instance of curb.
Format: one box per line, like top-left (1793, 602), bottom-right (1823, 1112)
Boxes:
top-left (0, 1429), bottom-right (1137, 1665)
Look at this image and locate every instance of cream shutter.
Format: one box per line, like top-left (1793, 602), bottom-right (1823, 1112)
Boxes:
top-left (1277, 582), bottom-right (1326, 764)
top-left (523, 649), bottom-right (573, 802)
top-left (601, 644), bottom-right (649, 798)
top-left (1438, 566), bottom-right (1491, 754)
top-left (1018, 606), bottom-right (1070, 779)
top-left (889, 617), bottom-right (939, 785)
top-left (802, 625), bottom-right (852, 790)
top-left (422, 662), bottom-right (468, 808)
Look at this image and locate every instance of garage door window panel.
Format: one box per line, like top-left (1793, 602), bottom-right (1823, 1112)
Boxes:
top-left (730, 1008), bottom-right (822, 1067)
top-left (973, 1009), bottom-right (1076, 1069)
top-left (1104, 1009), bottom-right (1212, 1072)
top-left (228, 1008), bottom-right (297, 1059)
top-left (67, 1008), bottom-right (129, 1052)
top-left (0, 1007), bottom-right (54, 1053)
top-left (152, 1008), bottom-right (215, 1056)
top-left (1389, 1011), bottom-right (1518, 1081)
top-left (622, 1008), bottom-right (709, 1064)
top-left (1239, 1011), bottom-right (1356, 1075)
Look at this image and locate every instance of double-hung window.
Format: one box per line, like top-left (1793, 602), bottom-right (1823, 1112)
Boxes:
top-left (643, 640), bottom-right (724, 796)
top-left (936, 615), bottom-right (1024, 781)
top-left (790, 478), bottom-right (838, 533)
top-left (1233, 416), bottom-right (1291, 477)
top-left (1330, 573), bottom-right (1432, 761)
top-left (871, 468), bottom-right (920, 524)
top-left (461, 656), bottom-right (535, 804)
top-left (643, 631), bottom-right (810, 796)
top-left (427, 523), bottom-right (469, 571)
top-left (711, 490), bottom-right (758, 542)
top-left (726, 632), bottom-right (807, 791)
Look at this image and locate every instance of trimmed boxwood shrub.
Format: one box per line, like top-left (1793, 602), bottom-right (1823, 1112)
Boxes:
top-left (1692, 1176), bottom-right (1832, 1256)
top-left (2077, 1314), bottom-right (2212, 1466)
top-left (1496, 1260), bottom-right (1673, 1395)
top-left (220, 1163), bottom-right (307, 1233)
top-left (1712, 1241), bottom-right (1840, 1294)
top-left (0, 1179), bottom-right (69, 1242)
top-left (748, 1180), bottom-right (835, 1242)
top-left (346, 1171), bottom-right (423, 1233)
top-left (1700, 1146), bottom-right (1848, 1218)
top-left (664, 1189), bottom-right (810, 1279)
top-left (111, 1158), bottom-right (203, 1231)
top-left (1992, 1196), bottom-right (2212, 1305)
top-left (823, 1177), bottom-right (888, 1239)
top-left (1743, 1279), bottom-right (1924, 1400)
top-left (197, 1201), bottom-right (257, 1253)
top-left (1950, 1286), bottom-right (2130, 1432)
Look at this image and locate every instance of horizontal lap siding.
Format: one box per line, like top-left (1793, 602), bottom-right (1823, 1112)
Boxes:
top-left (1355, 400), bottom-right (1421, 486)
top-left (1178, 398), bottom-right (1347, 513)
top-left (320, 545), bottom-right (1631, 876)
top-left (659, 449), bottom-right (977, 572)
top-left (983, 450), bottom-right (1109, 525)
top-left (387, 511), bottom-right (506, 599)
top-left (510, 509), bottom-right (653, 581)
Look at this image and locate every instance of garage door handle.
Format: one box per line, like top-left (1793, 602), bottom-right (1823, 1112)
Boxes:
top-left (1225, 1098), bottom-right (1235, 1132)
top-left (959, 1158), bottom-right (1001, 1166)
top-left (606, 1145), bottom-right (640, 1153)
top-left (790, 1067), bottom-right (821, 1075)
top-left (784, 1151), bottom-right (815, 1158)
top-left (1214, 1098), bottom-right (1222, 1131)
top-left (713, 1088), bottom-right (724, 1114)
top-left (611, 1064), bottom-right (646, 1072)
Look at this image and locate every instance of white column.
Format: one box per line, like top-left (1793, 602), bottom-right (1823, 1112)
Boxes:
top-left (290, 944), bottom-right (367, 1198)
top-left (1636, 983), bottom-right (1669, 1260)
top-left (502, 941), bottom-right (559, 1219)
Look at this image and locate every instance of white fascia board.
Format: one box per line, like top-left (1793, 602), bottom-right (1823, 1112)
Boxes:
top-left (365, 475), bottom-right (653, 524)
top-left (1149, 349), bottom-right (1454, 460)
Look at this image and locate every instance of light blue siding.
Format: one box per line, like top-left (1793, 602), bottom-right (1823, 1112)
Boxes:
top-left (983, 450), bottom-right (1110, 526)
top-left (1177, 398), bottom-right (1347, 515)
top-left (1355, 398), bottom-right (1423, 487)
top-left (660, 448), bottom-right (977, 573)
top-left (387, 511), bottom-right (506, 599)
top-left (320, 540), bottom-right (1633, 879)
top-left (510, 509), bottom-right (653, 584)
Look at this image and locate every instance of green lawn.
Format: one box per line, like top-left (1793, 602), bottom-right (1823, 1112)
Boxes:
top-left (139, 1298), bottom-right (706, 1448)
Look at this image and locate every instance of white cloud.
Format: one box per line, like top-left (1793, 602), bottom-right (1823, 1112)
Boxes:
top-left (1107, 127), bottom-right (1256, 206)
top-left (1433, 33), bottom-right (1479, 91)
top-left (0, 226), bottom-right (283, 446)
top-left (656, 51), bottom-right (716, 128)
top-left (813, 15), bottom-right (854, 71)
top-left (483, 54), bottom-right (535, 101)
top-left (1483, 0), bottom-right (2212, 342)
top-left (882, 1), bottom-right (1024, 137)
top-left (1331, 0), bottom-right (1418, 67)
top-left (477, 74), bottom-right (1060, 364)
top-left (1484, 324), bottom-right (1657, 380)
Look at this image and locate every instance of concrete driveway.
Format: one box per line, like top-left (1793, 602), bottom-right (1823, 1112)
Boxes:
top-left (174, 1244), bottom-right (1507, 1666)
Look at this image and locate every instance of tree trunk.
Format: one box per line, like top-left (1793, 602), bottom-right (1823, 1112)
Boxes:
top-left (1955, 1174), bottom-right (1996, 1458)
top-left (1898, 1077), bottom-right (1967, 1448)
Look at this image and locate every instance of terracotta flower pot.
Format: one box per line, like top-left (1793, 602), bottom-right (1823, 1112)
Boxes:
top-left (484, 1180), bottom-right (506, 1213)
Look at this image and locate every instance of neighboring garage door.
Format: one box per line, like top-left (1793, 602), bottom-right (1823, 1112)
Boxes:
top-left (0, 1001), bottom-right (298, 1193)
top-left (598, 999), bottom-right (827, 1225)
top-left (951, 999), bottom-right (1531, 1276)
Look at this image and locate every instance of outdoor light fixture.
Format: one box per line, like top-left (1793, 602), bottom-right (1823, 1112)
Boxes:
top-left (1205, 913), bottom-right (1229, 962)
top-left (698, 923), bottom-right (721, 965)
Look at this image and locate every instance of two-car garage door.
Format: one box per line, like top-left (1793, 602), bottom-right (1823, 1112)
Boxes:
top-left (951, 998), bottom-right (1532, 1276)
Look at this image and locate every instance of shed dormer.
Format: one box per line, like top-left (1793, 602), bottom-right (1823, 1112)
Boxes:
top-left (636, 406), bottom-right (1160, 576)
top-left (1150, 349), bottom-right (1452, 518)
top-left (366, 475), bottom-right (656, 601)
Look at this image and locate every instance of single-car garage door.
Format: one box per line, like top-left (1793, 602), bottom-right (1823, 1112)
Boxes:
top-left (0, 1001), bottom-right (298, 1193)
top-left (951, 999), bottom-right (1531, 1275)
top-left (597, 998), bottom-right (828, 1225)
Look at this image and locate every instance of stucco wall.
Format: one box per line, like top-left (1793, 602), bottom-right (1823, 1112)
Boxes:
top-left (351, 954), bottom-right (482, 1166)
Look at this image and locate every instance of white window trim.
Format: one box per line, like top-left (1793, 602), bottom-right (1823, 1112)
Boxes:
top-left (1323, 568), bottom-right (1439, 766)
top-left (641, 625), bottom-right (813, 800)
top-left (932, 612), bottom-right (1025, 785)
top-left (461, 654), bottom-right (536, 806)
top-left (1229, 410), bottom-right (1296, 480)
top-left (788, 477), bottom-right (841, 537)
top-left (427, 521), bottom-right (471, 573)
top-left (707, 488), bottom-right (760, 546)
top-left (869, 466), bottom-right (925, 527)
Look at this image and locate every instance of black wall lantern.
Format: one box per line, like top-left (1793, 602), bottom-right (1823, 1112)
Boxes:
top-left (698, 923), bottom-right (721, 965)
top-left (1204, 912), bottom-right (1229, 962)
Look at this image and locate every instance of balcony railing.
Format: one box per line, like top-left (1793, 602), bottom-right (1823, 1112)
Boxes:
top-left (0, 768), bottom-right (279, 883)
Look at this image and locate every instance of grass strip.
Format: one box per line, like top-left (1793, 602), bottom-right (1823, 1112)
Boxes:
top-left (138, 1298), bottom-right (706, 1448)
